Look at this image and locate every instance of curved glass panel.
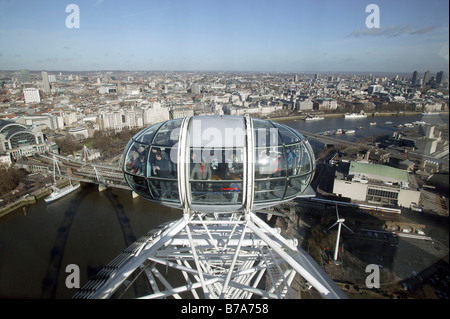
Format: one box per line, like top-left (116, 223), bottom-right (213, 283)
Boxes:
top-left (124, 141), bottom-right (149, 176)
top-left (123, 121), bottom-right (181, 204)
top-left (305, 140), bottom-right (316, 172)
top-left (153, 118), bottom-right (183, 146)
top-left (297, 142), bottom-right (313, 175)
top-left (285, 144), bottom-right (301, 176)
top-left (271, 121), bottom-right (302, 144)
top-left (255, 146), bottom-right (286, 178)
top-left (284, 175), bottom-right (312, 199)
top-left (252, 119), bottom-right (281, 147)
top-left (147, 145), bottom-right (178, 202)
top-left (189, 116), bottom-right (246, 149)
top-left (125, 174), bottom-right (151, 199)
top-left (254, 145), bottom-right (287, 203)
top-left (254, 179), bottom-right (286, 202)
top-left (148, 146), bottom-right (177, 177)
top-left (148, 179), bottom-right (179, 201)
top-left (148, 147), bottom-right (174, 178)
top-left (133, 122), bottom-right (164, 144)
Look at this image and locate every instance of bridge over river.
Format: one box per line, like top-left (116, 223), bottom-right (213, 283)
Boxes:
top-left (20, 152), bottom-right (130, 191)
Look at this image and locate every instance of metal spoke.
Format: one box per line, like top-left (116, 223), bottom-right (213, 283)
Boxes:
top-left (73, 209), bottom-right (346, 300)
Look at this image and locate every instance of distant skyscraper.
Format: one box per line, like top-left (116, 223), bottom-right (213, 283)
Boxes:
top-left (412, 71), bottom-right (418, 85)
top-left (436, 71), bottom-right (444, 85)
top-left (42, 71), bottom-right (51, 93)
top-left (423, 70), bottom-right (431, 86)
top-left (20, 69), bottom-right (30, 83)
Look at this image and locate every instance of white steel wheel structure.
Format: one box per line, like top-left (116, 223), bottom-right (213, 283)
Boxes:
top-left (73, 115), bottom-right (347, 299)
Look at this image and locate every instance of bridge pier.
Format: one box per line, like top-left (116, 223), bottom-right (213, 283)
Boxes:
top-left (98, 184), bottom-right (108, 192)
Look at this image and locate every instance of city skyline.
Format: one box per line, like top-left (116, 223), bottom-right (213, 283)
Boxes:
top-left (0, 0), bottom-right (449, 73)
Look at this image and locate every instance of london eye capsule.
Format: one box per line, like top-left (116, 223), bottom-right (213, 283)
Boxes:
top-left (122, 115), bottom-right (315, 212)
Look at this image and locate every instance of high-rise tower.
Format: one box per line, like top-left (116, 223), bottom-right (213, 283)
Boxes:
top-left (423, 70), bottom-right (431, 86)
top-left (20, 69), bottom-right (30, 83)
top-left (436, 71), bottom-right (444, 85)
top-left (412, 71), bottom-right (418, 85)
top-left (42, 71), bottom-right (51, 93)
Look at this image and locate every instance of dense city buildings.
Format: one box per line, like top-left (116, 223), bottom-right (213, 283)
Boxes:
top-left (0, 70), bottom-right (448, 202)
top-left (1, 70), bottom-right (448, 196)
top-left (0, 70), bottom-right (448, 155)
top-left (1, 70), bottom-right (447, 134)
top-left (0, 69), bottom-right (448, 300)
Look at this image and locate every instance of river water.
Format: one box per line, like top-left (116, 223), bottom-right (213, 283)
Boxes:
top-left (0, 184), bottom-right (182, 298)
top-left (0, 113), bottom-right (447, 298)
top-left (279, 113), bottom-right (448, 143)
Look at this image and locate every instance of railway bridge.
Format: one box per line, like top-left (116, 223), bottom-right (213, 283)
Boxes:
top-left (20, 151), bottom-right (130, 191)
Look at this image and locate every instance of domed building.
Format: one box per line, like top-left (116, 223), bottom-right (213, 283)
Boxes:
top-left (0, 119), bottom-right (47, 161)
top-left (122, 115), bottom-right (316, 212)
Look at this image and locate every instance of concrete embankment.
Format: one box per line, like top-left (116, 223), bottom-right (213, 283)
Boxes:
top-left (0, 180), bottom-right (72, 219)
top-left (0, 195), bottom-right (38, 218)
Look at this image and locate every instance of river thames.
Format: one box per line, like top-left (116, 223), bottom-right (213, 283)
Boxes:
top-left (0, 113), bottom-right (448, 298)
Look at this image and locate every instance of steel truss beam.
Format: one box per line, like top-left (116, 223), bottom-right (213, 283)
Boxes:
top-left (73, 211), bottom-right (347, 299)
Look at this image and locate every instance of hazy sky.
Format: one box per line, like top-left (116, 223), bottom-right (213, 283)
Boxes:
top-left (0, 0), bottom-right (448, 73)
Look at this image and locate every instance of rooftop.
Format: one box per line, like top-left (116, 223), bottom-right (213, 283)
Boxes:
top-left (349, 161), bottom-right (409, 182)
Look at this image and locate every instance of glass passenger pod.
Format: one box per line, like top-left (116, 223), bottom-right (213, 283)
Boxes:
top-left (122, 115), bottom-right (316, 212)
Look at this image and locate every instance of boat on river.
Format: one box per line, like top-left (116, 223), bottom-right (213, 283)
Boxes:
top-left (345, 113), bottom-right (367, 119)
top-left (421, 112), bottom-right (439, 116)
top-left (304, 115), bottom-right (324, 121)
top-left (44, 182), bottom-right (81, 203)
top-left (44, 155), bottom-right (81, 203)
